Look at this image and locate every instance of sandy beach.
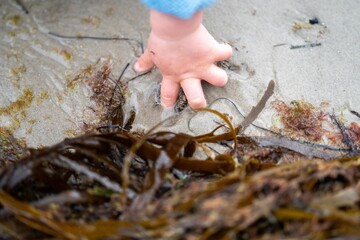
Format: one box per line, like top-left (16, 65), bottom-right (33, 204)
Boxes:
top-left (0, 0), bottom-right (359, 147)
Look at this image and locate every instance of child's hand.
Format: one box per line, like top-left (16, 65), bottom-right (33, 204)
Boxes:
top-left (134, 10), bottom-right (233, 109)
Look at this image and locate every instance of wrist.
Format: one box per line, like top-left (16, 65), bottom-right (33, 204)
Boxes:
top-left (150, 10), bottom-right (203, 40)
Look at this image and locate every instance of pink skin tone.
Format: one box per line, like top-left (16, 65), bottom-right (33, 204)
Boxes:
top-left (134, 10), bottom-right (233, 109)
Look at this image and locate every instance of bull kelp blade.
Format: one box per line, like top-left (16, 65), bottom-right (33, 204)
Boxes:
top-left (238, 80), bottom-right (275, 133)
top-left (174, 157), bottom-right (235, 173)
top-left (96, 133), bottom-right (161, 161)
top-left (194, 108), bottom-right (238, 150)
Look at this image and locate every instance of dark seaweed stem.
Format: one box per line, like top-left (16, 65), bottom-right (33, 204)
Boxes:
top-left (14, 0), bottom-right (29, 14)
top-left (350, 110), bottom-right (360, 119)
top-left (48, 32), bottom-right (142, 49)
top-left (128, 70), bottom-right (152, 82)
top-left (290, 43), bottom-right (321, 50)
top-left (330, 113), bottom-right (357, 154)
top-left (106, 63), bottom-right (130, 127)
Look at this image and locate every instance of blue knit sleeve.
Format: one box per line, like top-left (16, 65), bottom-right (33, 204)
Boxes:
top-left (140, 0), bottom-right (217, 19)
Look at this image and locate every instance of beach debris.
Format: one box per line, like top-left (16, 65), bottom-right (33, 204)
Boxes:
top-left (292, 21), bottom-right (313, 31)
top-left (290, 42), bottom-right (322, 49)
top-left (309, 17), bottom-right (320, 25)
top-left (48, 32), bottom-right (143, 53)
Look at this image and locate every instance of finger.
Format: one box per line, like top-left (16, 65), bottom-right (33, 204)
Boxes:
top-left (200, 64), bottom-right (228, 87)
top-left (181, 78), bottom-right (206, 109)
top-left (212, 43), bottom-right (233, 62)
top-left (161, 77), bottom-right (180, 108)
top-left (134, 49), bottom-right (155, 72)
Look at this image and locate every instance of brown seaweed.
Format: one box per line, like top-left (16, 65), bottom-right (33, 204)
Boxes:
top-left (1, 75), bottom-right (360, 239)
top-left (238, 80), bottom-right (275, 133)
top-left (272, 99), bottom-right (328, 141)
top-left (1, 125), bottom-right (359, 239)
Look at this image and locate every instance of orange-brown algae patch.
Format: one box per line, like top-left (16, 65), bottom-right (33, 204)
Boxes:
top-left (35, 90), bottom-right (50, 104)
top-left (66, 65), bottom-right (93, 91)
top-left (7, 15), bottom-right (21, 25)
top-left (25, 125), bottom-right (33, 134)
top-left (64, 129), bottom-right (78, 138)
top-left (105, 8), bottom-right (114, 16)
top-left (10, 64), bottom-right (27, 87)
top-left (25, 119), bottom-right (37, 135)
top-left (272, 99), bottom-right (328, 141)
top-left (0, 88), bottom-right (34, 132)
top-left (10, 64), bottom-right (26, 76)
top-left (80, 16), bottom-right (101, 27)
top-left (292, 22), bottom-right (312, 32)
top-left (348, 123), bottom-right (360, 144)
top-left (0, 88), bottom-right (33, 116)
top-left (58, 49), bottom-right (72, 61)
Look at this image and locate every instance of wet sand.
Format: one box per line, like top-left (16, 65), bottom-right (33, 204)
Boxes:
top-left (0, 0), bottom-right (359, 147)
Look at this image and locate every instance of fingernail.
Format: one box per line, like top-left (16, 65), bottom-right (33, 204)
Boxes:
top-left (133, 61), bottom-right (142, 72)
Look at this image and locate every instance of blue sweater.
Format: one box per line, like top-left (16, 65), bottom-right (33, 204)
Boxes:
top-left (141, 0), bottom-right (216, 19)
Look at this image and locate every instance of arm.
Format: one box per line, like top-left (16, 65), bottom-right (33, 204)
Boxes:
top-left (135, 1), bottom-right (232, 109)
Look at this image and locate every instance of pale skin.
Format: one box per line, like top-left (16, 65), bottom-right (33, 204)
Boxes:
top-left (134, 10), bottom-right (233, 109)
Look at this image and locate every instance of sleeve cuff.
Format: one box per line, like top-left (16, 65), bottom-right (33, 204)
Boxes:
top-left (141, 0), bottom-right (216, 19)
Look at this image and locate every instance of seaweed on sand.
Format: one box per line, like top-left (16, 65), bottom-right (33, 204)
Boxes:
top-left (0, 81), bottom-right (360, 239)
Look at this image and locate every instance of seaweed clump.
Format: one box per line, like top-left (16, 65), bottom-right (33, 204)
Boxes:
top-left (272, 99), bottom-right (360, 152)
top-left (272, 99), bottom-right (328, 141)
top-left (0, 81), bottom-right (360, 239)
top-left (68, 58), bottom-right (131, 133)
